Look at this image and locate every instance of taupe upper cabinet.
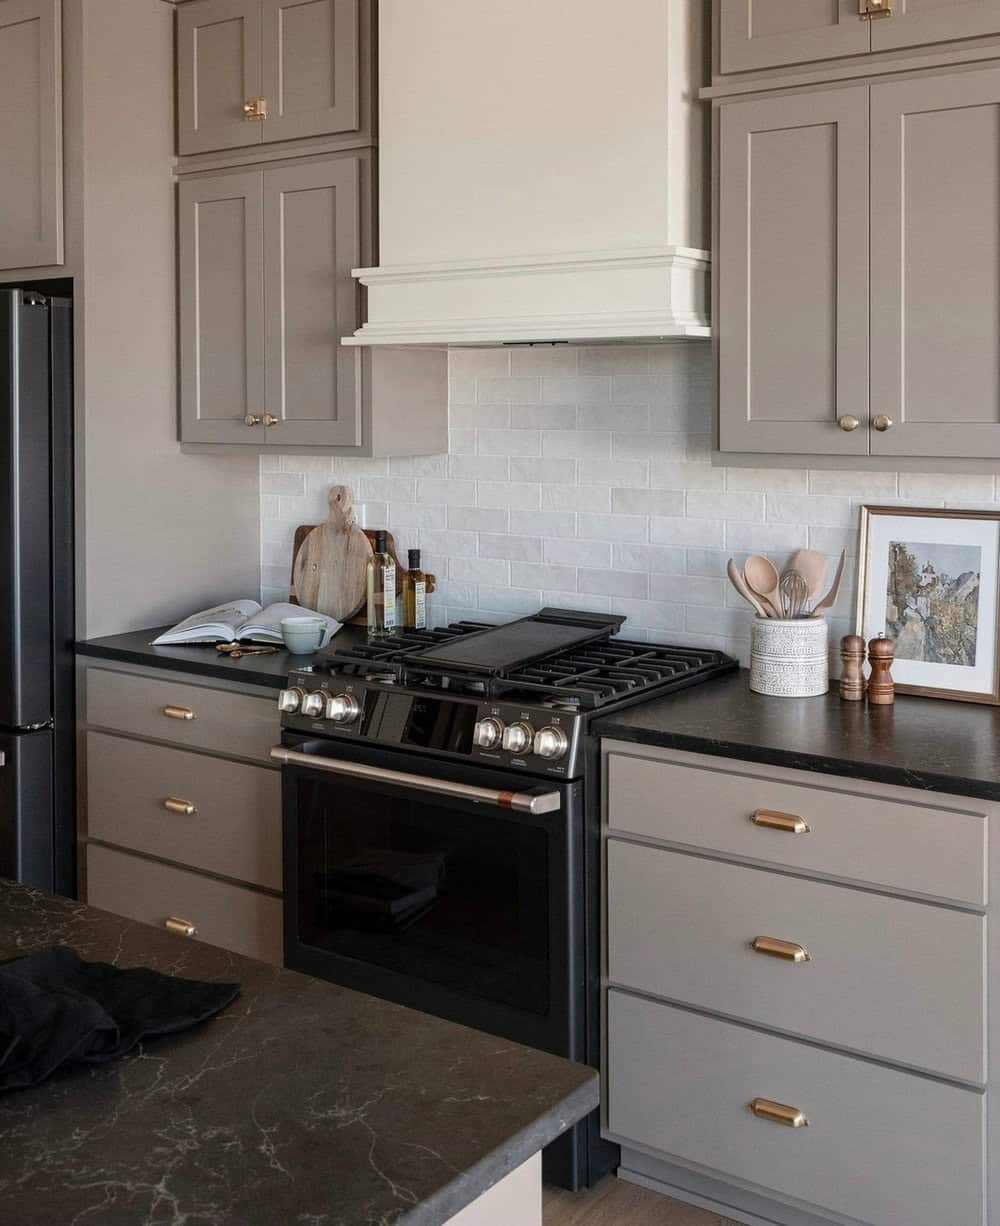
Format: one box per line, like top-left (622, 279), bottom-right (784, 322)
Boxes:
top-left (178, 169), bottom-right (265, 444)
top-left (718, 1), bottom-right (870, 73)
top-left (177, 0), bottom-right (360, 155)
top-left (718, 86), bottom-right (870, 455)
top-left (871, 0), bottom-right (1000, 51)
top-left (869, 65), bottom-right (1000, 458)
top-left (179, 152), bottom-right (365, 447)
top-left (0, 0), bottom-right (62, 269)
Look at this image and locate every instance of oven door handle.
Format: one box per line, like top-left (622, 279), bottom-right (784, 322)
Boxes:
top-left (270, 746), bottom-right (562, 815)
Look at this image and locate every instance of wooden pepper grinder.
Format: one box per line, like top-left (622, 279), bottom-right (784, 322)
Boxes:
top-left (867, 635), bottom-right (896, 705)
top-left (839, 634), bottom-right (866, 701)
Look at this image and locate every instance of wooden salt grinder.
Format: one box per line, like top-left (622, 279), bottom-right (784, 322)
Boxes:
top-left (867, 635), bottom-right (896, 705)
top-left (839, 634), bottom-right (866, 701)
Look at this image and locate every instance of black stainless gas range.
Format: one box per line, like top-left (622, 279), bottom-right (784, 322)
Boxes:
top-left (272, 608), bottom-right (736, 1190)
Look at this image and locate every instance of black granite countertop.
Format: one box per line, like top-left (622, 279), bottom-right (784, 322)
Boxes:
top-left (593, 669), bottom-right (1000, 802)
top-left (0, 883), bottom-right (598, 1226)
top-left (75, 625), bottom-right (372, 690)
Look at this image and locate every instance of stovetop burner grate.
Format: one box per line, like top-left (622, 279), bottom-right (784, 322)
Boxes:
top-left (323, 622), bottom-right (734, 711)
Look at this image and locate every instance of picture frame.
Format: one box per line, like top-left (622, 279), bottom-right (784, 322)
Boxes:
top-left (857, 505), bottom-right (1000, 705)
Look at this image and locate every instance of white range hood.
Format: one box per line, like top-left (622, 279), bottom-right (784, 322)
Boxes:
top-left (346, 0), bottom-right (710, 348)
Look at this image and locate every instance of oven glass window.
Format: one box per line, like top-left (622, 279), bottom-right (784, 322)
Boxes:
top-left (295, 775), bottom-right (550, 1015)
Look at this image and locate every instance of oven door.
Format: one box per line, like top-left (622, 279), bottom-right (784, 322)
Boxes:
top-left (277, 734), bottom-right (584, 1057)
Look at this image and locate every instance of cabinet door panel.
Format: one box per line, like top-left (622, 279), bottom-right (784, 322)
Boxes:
top-left (261, 0), bottom-right (359, 142)
top-left (263, 156), bottom-right (363, 446)
top-left (177, 0), bottom-right (262, 155)
top-left (718, 87), bottom-right (869, 454)
top-left (870, 67), bottom-right (1000, 458)
top-left (179, 171), bottom-right (265, 444)
top-left (719, 0), bottom-right (869, 73)
top-left (872, 0), bottom-right (1000, 51)
top-left (0, 0), bottom-right (62, 269)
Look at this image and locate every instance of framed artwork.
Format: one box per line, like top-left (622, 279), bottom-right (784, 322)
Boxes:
top-left (857, 505), bottom-right (1000, 704)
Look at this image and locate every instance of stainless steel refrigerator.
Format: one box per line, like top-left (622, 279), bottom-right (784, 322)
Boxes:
top-left (0, 289), bottom-right (75, 894)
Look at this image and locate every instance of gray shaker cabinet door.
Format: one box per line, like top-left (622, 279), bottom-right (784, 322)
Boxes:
top-left (261, 0), bottom-right (360, 143)
top-left (0, 0), bottom-right (62, 269)
top-left (179, 170), bottom-right (266, 444)
top-left (870, 66), bottom-right (1000, 458)
top-left (177, 0), bottom-right (263, 156)
top-left (718, 0), bottom-right (869, 73)
top-left (262, 155), bottom-right (364, 446)
top-left (718, 86), bottom-right (870, 455)
top-left (872, 0), bottom-right (1000, 51)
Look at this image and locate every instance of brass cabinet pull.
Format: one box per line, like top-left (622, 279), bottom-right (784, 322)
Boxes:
top-left (162, 797), bottom-right (196, 816)
top-left (164, 916), bottom-right (197, 938)
top-left (837, 414), bottom-right (860, 432)
top-left (872, 414), bottom-right (894, 432)
top-left (243, 96), bottom-right (268, 120)
top-left (162, 704), bottom-right (195, 721)
top-left (751, 936), bottom-right (811, 963)
top-left (750, 808), bottom-right (809, 834)
top-left (858, 0), bottom-right (892, 18)
top-left (750, 1098), bottom-right (809, 1128)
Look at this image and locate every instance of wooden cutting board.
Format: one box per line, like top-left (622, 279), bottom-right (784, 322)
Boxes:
top-left (290, 485), bottom-right (372, 621)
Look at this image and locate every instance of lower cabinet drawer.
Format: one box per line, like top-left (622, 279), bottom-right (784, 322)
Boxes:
top-left (86, 844), bottom-right (283, 966)
top-left (607, 840), bottom-right (986, 1084)
top-left (607, 990), bottom-right (985, 1226)
top-left (86, 731), bottom-right (282, 890)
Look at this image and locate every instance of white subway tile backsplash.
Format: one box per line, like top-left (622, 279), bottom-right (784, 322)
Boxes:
top-left (260, 343), bottom-right (1000, 664)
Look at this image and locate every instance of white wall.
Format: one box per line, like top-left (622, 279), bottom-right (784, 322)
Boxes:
top-left (261, 343), bottom-right (995, 666)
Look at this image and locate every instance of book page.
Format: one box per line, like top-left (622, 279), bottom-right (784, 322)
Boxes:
top-left (151, 599), bottom-right (262, 645)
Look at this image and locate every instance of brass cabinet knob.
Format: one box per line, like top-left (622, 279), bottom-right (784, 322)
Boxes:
top-left (244, 414), bottom-right (262, 427)
top-left (872, 414), bottom-right (894, 432)
top-left (837, 415), bottom-right (860, 432)
top-left (858, 0), bottom-right (892, 18)
top-left (164, 916), bottom-right (197, 938)
top-left (243, 97), bottom-right (268, 121)
top-left (162, 797), bottom-right (197, 816)
top-left (750, 1098), bottom-right (809, 1128)
top-left (262, 413), bottom-right (279, 427)
top-left (162, 704), bottom-right (195, 721)
top-left (751, 936), bottom-right (811, 963)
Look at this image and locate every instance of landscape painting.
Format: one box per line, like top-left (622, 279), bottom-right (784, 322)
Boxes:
top-left (885, 540), bottom-right (981, 666)
top-left (858, 506), bottom-right (1000, 703)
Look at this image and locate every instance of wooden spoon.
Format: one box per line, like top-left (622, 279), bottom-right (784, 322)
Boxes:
top-left (809, 551), bottom-right (846, 618)
top-left (744, 554), bottom-right (782, 618)
top-left (787, 548), bottom-right (827, 609)
top-left (727, 558), bottom-right (769, 619)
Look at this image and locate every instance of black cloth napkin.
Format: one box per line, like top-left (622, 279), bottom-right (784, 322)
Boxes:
top-left (0, 946), bottom-right (240, 1092)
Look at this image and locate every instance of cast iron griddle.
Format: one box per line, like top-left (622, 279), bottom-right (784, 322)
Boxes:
top-left (407, 610), bottom-right (624, 675)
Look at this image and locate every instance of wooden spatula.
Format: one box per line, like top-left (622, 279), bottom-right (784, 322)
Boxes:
top-left (809, 551), bottom-right (846, 618)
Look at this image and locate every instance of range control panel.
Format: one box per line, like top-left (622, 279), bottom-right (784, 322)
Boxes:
top-left (278, 670), bottom-right (585, 778)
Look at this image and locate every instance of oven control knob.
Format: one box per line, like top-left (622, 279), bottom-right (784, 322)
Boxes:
top-left (300, 690), bottom-right (328, 718)
top-left (501, 722), bottom-right (534, 755)
top-left (533, 726), bottom-right (569, 760)
top-left (473, 717), bottom-right (503, 750)
top-left (326, 692), bottom-right (361, 724)
top-left (278, 687), bottom-right (306, 714)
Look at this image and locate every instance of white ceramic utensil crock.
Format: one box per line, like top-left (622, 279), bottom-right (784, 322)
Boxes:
top-left (750, 616), bottom-right (829, 698)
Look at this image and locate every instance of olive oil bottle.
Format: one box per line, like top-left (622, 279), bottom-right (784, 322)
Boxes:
top-left (401, 548), bottom-right (427, 630)
top-left (366, 530), bottom-right (397, 638)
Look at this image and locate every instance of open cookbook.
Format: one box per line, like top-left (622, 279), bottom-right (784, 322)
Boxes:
top-left (151, 600), bottom-right (341, 647)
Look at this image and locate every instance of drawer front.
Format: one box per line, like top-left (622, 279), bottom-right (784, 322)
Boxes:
top-left (608, 840), bottom-right (985, 1084)
top-left (606, 747), bottom-right (987, 906)
top-left (86, 667), bottom-right (279, 763)
top-left (86, 732), bottom-right (281, 890)
top-left (86, 844), bottom-right (283, 966)
top-left (607, 990), bottom-right (985, 1226)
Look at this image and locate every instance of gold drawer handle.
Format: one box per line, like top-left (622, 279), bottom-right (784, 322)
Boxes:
top-left (750, 1098), bottom-right (809, 1128)
top-left (162, 704), bottom-right (195, 721)
top-left (751, 936), bottom-right (811, 963)
top-left (164, 916), bottom-right (197, 938)
top-left (162, 797), bottom-right (196, 816)
top-left (750, 808), bottom-right (809, 834)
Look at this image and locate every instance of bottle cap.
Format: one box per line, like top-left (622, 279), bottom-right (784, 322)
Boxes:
top-left (375, 530), bottom-right (387, 552)
top-left (408, 548), bottom-right (421, 569)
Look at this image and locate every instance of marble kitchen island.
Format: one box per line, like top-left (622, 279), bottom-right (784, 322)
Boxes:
top-left (0, 882), bottom-right (598, 1225)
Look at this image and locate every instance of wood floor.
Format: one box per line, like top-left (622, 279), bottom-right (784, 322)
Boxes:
top-left (544, 1177), bottom-right (742, 1225)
